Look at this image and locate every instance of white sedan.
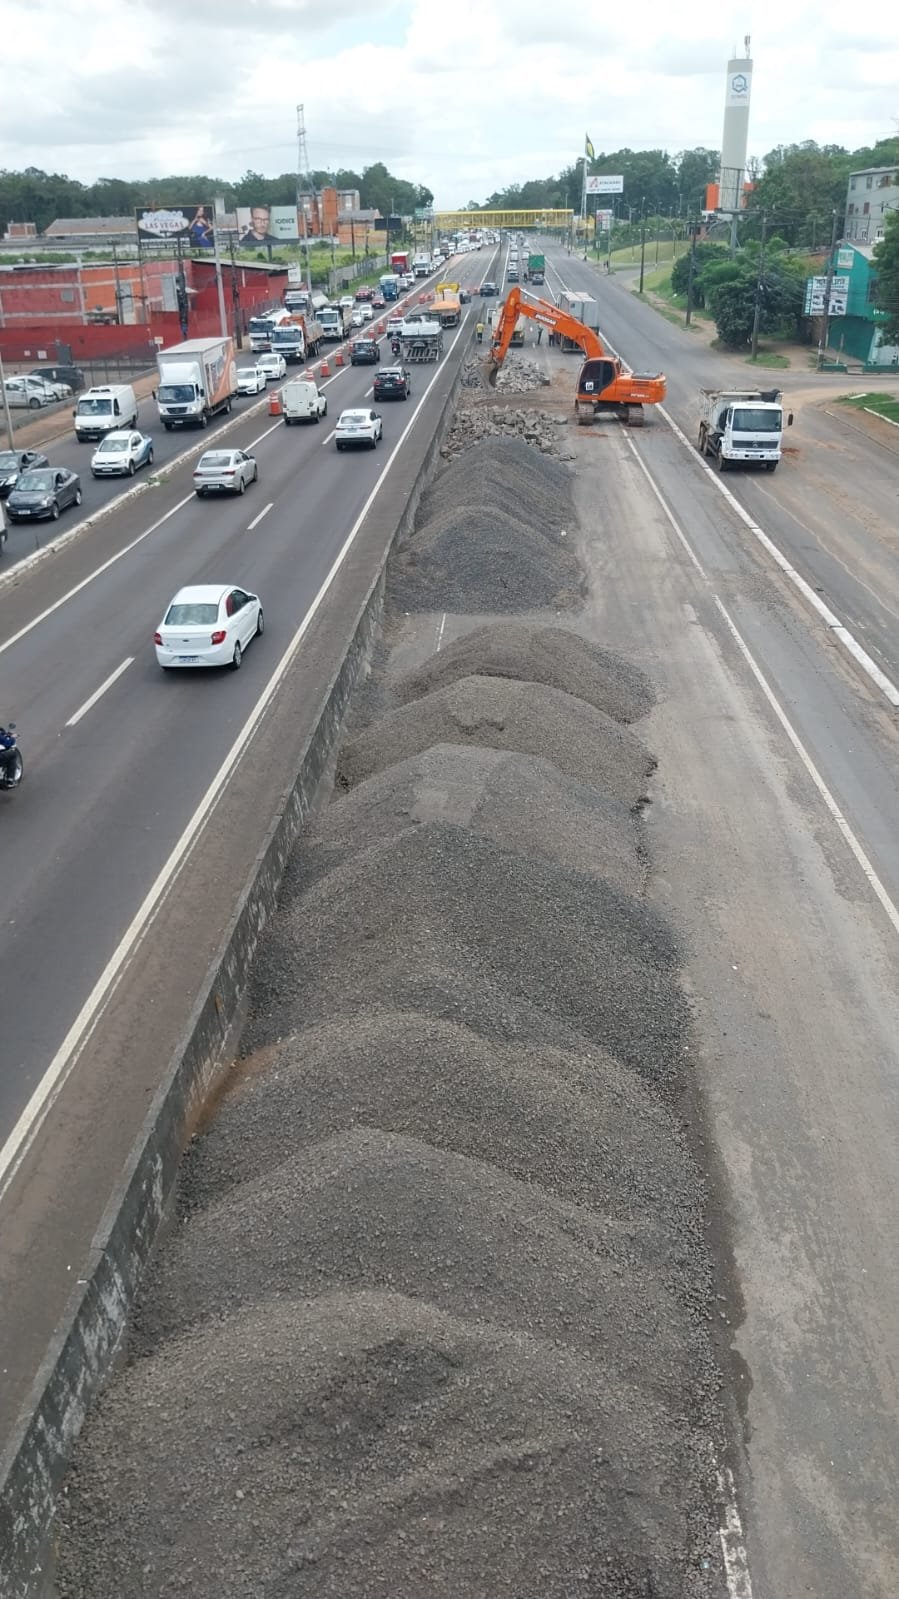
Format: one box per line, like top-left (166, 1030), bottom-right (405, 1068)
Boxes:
top-left (155, 584), bottom-right (263, 671)
top-left (257, 352), bottom-right (287, 381)
top-left (236, 364), bottom-right (268, 395)
top-left (193, 448), bottom-right (258, 496)
top-left (339, 295), bottom-right (355, 309)
top-left (90, 430), bottom-right (154, 477)
top-left (335, 408), bottom-right (383, 451)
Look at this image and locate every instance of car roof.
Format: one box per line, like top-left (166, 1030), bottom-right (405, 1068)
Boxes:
top-left (339, 408), bottom-right (371, 419)
top-left (96, 430), bottom-right (138, 443)
top-left (198, 448), bottom-right (239, 459)
top-left (168, 585), bottom-right (233, 605)
top-left (376, 366), bottom-right (405, 375)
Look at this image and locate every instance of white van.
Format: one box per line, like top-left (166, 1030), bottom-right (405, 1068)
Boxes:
top-left (281, 378), bottom-right (328, 425)
top-left (73, 384), bottom-right (138, 442)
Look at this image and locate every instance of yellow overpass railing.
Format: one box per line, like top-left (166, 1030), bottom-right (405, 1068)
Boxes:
top-left (430, 210), bottom-right (574, 230)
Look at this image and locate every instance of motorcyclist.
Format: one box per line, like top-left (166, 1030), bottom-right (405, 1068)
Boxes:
top-left (0, 723), bottom-right (22, 789)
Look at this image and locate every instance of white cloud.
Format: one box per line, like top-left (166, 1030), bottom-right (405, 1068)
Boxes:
top-left (2, 0), bottom-right (897, 205)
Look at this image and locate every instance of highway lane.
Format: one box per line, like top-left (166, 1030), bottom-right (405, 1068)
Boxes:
top-left (0, 274), bottom-right (443, 573)
top-left (0, 244), bottom-right (496, 1441)
top-left (539, 245), bottom-right (899, 690)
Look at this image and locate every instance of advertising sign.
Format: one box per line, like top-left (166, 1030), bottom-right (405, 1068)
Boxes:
top-left (836, 247), bottom-right (855, 270)
top-left (804, 275), bottom-right (849, 316)
top-left (726, 69), bottom-right (752, 108)
top-left (236, 205), bottom-right (299, 246)
top-left (586, 174), bottom-right (623, 195)
top-left (136, 204), bottom-right (214, 247)
top-left (595, 209), bottom-right (614, 232)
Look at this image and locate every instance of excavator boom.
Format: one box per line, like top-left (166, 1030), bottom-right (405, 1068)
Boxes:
top-left (489, 285), bottom-right (666, 425)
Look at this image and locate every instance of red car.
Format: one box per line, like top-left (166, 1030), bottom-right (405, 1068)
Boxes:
top-left (372, 293), bottom-right (386, 309)
top-left (354, 285), bottom-right (375, 303)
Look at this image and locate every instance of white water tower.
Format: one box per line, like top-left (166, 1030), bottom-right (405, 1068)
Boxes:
top-left (719, 37), bottom-right (753, 231)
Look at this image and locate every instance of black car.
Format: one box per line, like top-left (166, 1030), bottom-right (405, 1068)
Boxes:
top-left (0, 448), bottom-right (50, 498)
top-left (350, 338), bottom-right (380, 365)
top-left (373, 365), bottom-right (411, 401)
top-left (7, 466), bottom-right (82, 522)
top-left (480, 281), bottom-right (497, 297)
top-left (29, 364), bottom-right (86, 394)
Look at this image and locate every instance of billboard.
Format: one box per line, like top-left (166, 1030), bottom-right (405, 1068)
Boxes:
top-left (804, 275), bottom-right (849, 316)
top-left (136, 204), bottom-right (214, 248)
top-left (236, 205), bottom-right (299, 245)
top-left (586, 174), bottom-right (623, 195)
top-left (726, 67), bottom-right (752, 108)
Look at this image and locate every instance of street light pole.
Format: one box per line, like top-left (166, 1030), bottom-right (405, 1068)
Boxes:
top-left (816, 209), bottom-right (842, 370)
top-left (750, 210), bottom-right (768, 361)
top-left (685, 220), bottom-right (698, 327)
top-left (0, 351), bottom-right (15, 448)
top-left (638, 199), bottom-right (647, 293)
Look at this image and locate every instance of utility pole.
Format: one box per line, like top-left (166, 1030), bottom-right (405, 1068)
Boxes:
top-left (227, 234), bottom-right (242, 348)
top-left (750, 210), bottom-right (768, 361)
top-left (296, 104), bottom-right (313, 292)
top-left (816, 209), bottom-right (842, 370)
top-left (638, 198), bottom-right (647, 293)
top-left (212, 197), bottom-right (229, 340)
top-left (111, 241), bottom-right (124, 324)
top-left (0, 351), bottom-right (15, 448)
top-left (685, 220), bottom-right (698, 326)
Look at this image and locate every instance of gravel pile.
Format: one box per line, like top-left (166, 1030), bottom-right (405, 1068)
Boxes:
top-left (441, 406), bottom-right (574, 460)
top-left (287, 745), bottom-right (644, 900)
top-left (393, 620), bottom-right (654, 723)
top-left (177, 1012), bottom-right (700, 1235)
top-left (58, 1293), bottom-right (718, 1599)
top-left (389, 505), bottom-right (582, 613)
top-left (418, 436), bottom-right (573, 534)
top-left (494, 353), bottom-right (551, 391)
top-left (336, 676), bottom-right (655, 805)
top-left (246, 823), bottom-right (687, 1085)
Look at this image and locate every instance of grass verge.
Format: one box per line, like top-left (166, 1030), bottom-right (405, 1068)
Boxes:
top-left (837, 391), bottom-right (899, 423)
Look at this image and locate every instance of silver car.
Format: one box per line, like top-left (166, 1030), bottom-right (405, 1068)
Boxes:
top-left (193, 449), bottom-right (258, 497)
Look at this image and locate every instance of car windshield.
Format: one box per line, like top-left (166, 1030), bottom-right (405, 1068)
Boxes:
top-left (198, 453), bottom-right (234, 468)
top-left (97, 439), bottom-right (129, 454)
top-left (77, 398), bottom-right (113, 415)
top-left (158, 384), bottom-right (196, 403)
top-left (248, 318), bottom-right (274, 333)
top-left (16, 471), bottom-right (53, 491)
top-left (0, 453), bottom-right (20, 470)
top-left (731, 407), bottom-right (782, 432)
top-left (341, 412), bottom-right (368, 424)
top-left (165, 602), bottom-right (219, 626)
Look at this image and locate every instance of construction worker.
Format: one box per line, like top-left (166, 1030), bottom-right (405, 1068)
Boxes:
top-left (476, 319), bottom-right (485, 344)
top-left (536, 325), bottom-right (543, 345)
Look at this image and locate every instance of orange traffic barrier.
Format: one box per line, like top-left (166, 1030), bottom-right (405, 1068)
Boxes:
top-left (268, 390), bottom-right (282, 416)
top-left (334, 349), bottom-right (344, 367)
top-left (319, 357), bottom-right (331, 378)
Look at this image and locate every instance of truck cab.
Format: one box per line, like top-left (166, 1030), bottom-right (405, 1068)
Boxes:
top-left (698, 388), bottom-right (792, 472)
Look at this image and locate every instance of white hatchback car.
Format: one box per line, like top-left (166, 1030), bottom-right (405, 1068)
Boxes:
top-left (193, 449), bottom-right (258, 497)
top-left (236, 365), bottom-right (268, 395)
top-left (335, 408), bottom-right (383, 451)
top-left (257, 352), bottom-right (287, 381)
top-left (155, 584), bottom-right (263, 671)
top-left (90, 430), bottom-right (154, 477)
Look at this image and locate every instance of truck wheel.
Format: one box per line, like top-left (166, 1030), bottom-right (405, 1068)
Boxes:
top-left (718, 453), bottom-right (728, 472)
top-left (199, 413), bottom-right (208, 429)
top-left (163, 422), bottom-right (172, 431)
top-left (698, 424), bottom-right (707, 454)
top-left (765, 461), bottom-right (778, 472)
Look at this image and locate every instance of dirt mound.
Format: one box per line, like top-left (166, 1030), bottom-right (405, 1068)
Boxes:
top-left (179, 1012), bottom-right (703, 1253)
top-left (288, 745), bottom-right (643, 900)
top-left (388, 503), bottom-right (582, 614)
top-left (393, 621), bottom-right (654, 723)
top-left (58, 1293), bottom-right (718, 1599)
top-left (247, 824), bottom-right (686, 1085)
top-left (336, 676), bottom-right (655, 806)
top-left (417, 434), bottom-right (574, 533)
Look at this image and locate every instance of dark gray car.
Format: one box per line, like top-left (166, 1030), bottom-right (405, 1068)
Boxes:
top-left (7, 466), bottom-right (83, 522)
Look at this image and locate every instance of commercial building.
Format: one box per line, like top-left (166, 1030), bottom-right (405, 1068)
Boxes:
top-left (844, 167), bottom-right (899, 246)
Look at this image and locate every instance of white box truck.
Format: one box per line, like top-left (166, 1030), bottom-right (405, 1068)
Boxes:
top-left (154, 337), bottom-right (237, 431)
top-left (698, 388), bottom-right (792, 472)
top-left (73, 383), bottom-right (138, 442)
top-left (412, 253), bottom-right (431, 277)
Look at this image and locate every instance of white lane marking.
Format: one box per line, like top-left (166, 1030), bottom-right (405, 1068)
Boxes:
top-left (322, 428), bottom-right (337, 446)
top-left (715, 595), bottom-right (899, 938)
top-left (716, 1467), bottom-right (754, 1599)
top-left (64, 657), bottom-right (134, 728)
top-left (621, 433), bottom-right (707, 578)
top-left (661, 404), bottom-right (899, 709)
top-left (246, 501), bottom-right (273, 531)
top-left (550, 248), bottom-right (899, 710)
top-left (436, 612), bottom-right (447, 652)
top-left (0, 306), bottom-right (474, 1204)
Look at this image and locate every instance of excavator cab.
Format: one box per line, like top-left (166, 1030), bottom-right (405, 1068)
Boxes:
top-left (578, 358), bottom-right (619, 401)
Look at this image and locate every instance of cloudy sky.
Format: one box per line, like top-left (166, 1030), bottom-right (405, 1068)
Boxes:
top-left (4, 0), bottom-right (898, 204)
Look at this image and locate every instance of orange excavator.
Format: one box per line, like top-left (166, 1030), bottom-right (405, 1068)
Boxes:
top-left (490, 286), bottom-right (666, 426)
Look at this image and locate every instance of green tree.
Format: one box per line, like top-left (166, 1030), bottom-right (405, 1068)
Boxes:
top-left (675, 148), bottom-right (720, 211)
top-left (872, 208), bottom-right (899, 345)
top-left (670, 242), bottom-right (728, 304)
top-left (710, 272), bottom-right (758, 347)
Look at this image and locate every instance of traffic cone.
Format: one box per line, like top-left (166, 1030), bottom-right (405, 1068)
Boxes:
top-left (334, 349), bottom-right (344, 367)
top-left (304, 369), bottom-right (314, 381)
top-left (320, 357), bottom-right (331, 378)
top-left (268, 390), bottom-right (282, 416)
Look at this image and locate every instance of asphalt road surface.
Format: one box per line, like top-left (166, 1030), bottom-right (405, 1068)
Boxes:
top-left (0, 246), bottom-right (497, 1440)
top-left (532, 242), bottom-right (899, 1599)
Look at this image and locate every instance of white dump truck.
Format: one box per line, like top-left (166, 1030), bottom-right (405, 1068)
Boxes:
top-left (154, 337), bottom-right (237, 430)
top-left (698, 388), bottom-right (793, 472)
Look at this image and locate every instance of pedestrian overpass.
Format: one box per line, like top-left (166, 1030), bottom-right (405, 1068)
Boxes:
top-left (431, 210), bottom-right (574, 231)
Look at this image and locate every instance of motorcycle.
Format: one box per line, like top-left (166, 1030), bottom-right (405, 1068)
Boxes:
top-left (390, 337), bottom-right (401, 357)
top-left (0, 724), bottom-right (23, 791)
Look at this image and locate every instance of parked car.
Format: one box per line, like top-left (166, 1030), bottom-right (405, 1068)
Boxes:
top-left (6, 466), bottom-right (82, 521)
top-left (236, 364), bottom-right (268, 396)
top-left (257, 352), bottom-right (287, 381)
top-left (349, 338), bottom-right (380, 365)
top-left (3, 377), bottom-right (51, 410)
top-left (90, 430), bottom-right (154, 477)
top-left (154, 584), bottom-right (263, 671)
top-left (373, 365), bottom-right (411, 401)
top-left (29, 364), bottom-right (86, 394)
top-left (193, 449), bottom-right (258, 497)
top-left (335, 408), bottom-right (383, 450)
top-left (0, 448), bottom-right (49, 498)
